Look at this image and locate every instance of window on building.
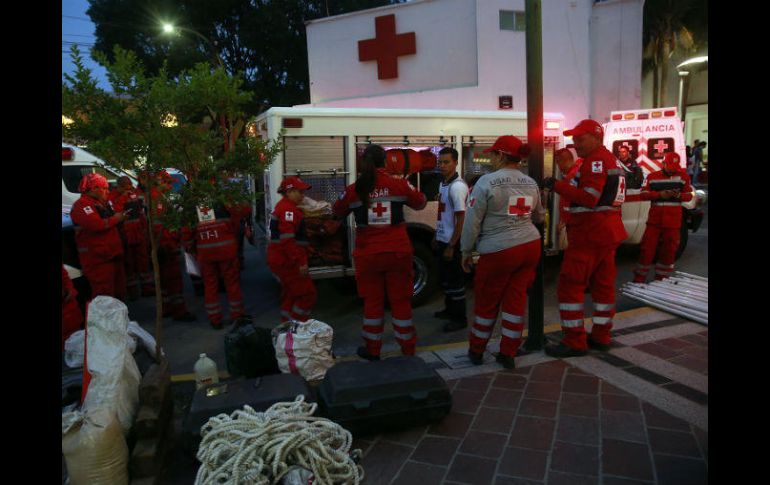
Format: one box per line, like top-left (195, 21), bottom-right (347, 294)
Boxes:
top-left (500, 10), bottom-right (525, 32)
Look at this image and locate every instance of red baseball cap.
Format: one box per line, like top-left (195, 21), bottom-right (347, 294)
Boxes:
top-left (483, 135), bottom-right (530, 157)
top-left (278, 176), bottom-right (311, 193)
top-left (662, 152), bottom-right (681, 171)
top-left (564, 119), bottom-right (604, 139)
top-left (78, 173), bottom-right (109, 193)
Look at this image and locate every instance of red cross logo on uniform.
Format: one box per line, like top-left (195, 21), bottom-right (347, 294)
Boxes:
top-left (509, 197), bottom-right (531, 216)
top-left (653, 140), bottom-right (669, 155)
top-left (372, 202), bottom-right (389, 217)
top-left (358, 14), bottom-right (416, 80)
top-left (200, 207), bottom-right (211, 216)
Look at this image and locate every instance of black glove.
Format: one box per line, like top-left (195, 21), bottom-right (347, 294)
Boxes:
top-left (542, 177), bottom-right (557, 190)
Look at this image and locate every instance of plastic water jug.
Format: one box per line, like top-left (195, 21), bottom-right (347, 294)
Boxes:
top-left (194, 353), bottom-right (219, 390)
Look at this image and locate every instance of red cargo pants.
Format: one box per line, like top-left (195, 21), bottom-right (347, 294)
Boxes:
top-left (557, 244), bottom-right (619, 350)
top-left (470, 240), bottom-right (540, 357)
top-left (83, 257), bottom-right (127, 302)
top-left (634, 225), bottom-right (679, 282)
top-left (268, 261), bottom-right (317, 323)
top-left (201, 258), bottom-right (244, 325)
top-left (355, 252), bottom-right (416, 357)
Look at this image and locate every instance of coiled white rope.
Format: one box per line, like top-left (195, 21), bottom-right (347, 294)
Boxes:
top-left (195, 395), bottom-right (364, 485)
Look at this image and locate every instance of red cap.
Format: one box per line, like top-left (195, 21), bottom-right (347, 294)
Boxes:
top-left (78, 173), bottom-right (109, 193)
top-left (483, 135), bottom-right (530, 157)
top-left (662, 152), bottom-right (681, 171)
top-left (278, 176), bottom-right (311, 193)
top-left (564, 119), bottom-right (604, 139)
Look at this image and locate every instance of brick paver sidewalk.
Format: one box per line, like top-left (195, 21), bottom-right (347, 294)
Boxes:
top-left (355, 333), bottom-right (708, 485)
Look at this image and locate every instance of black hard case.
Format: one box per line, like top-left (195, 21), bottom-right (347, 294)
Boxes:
top-left (317, 356), bottom-right (452, 436)
top-left (223, 322), bottom-right (280, 378)
top-left (183, 374), bottom-right (315, 447)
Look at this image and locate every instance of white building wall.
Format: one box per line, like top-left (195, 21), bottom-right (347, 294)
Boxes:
top-left (303, 0), bottom-right (643, 130)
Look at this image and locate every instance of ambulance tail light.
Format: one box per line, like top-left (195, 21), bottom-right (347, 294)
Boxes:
top-left (651, 111), bottom-right (663, 118)
top-left (282, 118), bottom-right (303, 128)
top-left (545, 121), bottom-right (560, 130)
top-left (62, 147), bottom-right (74, 161)
top-left (637, 113), bottom-right (649, 120)
top-left (624, 113), bottom-right (635, 120)
top-left (611, 114), bottom-right (623, 121)
top-left (664, 110), bottom-right (676, 117)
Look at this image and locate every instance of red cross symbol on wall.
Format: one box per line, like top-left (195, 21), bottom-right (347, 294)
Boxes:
top-left (509, 197), bottom-right (531, 215)
top-left (653, 140), bottom-right (669, 155)
top-left (358, 14), bottom-right (416, 80)
top-left (372, 202), bottom-right (389, 217)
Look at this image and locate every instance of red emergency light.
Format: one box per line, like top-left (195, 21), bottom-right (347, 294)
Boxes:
top-left (611, 114), bottom-right (623, 121)
top-left (664, 110), bottom-right (676, 117)
top-left (282, 118), bottom-right (303, 128)
top-left (62, 147), bottom-right (74, 161)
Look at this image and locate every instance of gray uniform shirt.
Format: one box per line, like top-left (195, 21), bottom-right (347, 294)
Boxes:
top-left (460, 167), bottom-right (545, 257)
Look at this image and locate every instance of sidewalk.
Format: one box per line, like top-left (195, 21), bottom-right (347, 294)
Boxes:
top-left (353, 307), bottom-right (708, 485)
top-left (161, 307), bottom-right (708, 485)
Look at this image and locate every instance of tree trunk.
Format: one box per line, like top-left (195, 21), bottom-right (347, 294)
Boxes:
top-left (145, 187), bottom-right (165, 363)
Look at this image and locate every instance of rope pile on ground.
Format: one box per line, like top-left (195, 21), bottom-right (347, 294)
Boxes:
top-left (195, 395), bottom-right (364, 485)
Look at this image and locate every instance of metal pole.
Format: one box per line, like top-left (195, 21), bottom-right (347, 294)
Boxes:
top-left (523, 0), bottom-right (545, 351)
top-left (678, 71), bottom-right (690, 125)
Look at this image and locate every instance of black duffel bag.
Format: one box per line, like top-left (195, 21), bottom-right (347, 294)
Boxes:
top-left (224, 321), bottom-right (280, 378)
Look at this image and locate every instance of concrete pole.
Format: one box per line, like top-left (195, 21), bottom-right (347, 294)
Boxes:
top-left (523, 0), bottom-right (546, 351)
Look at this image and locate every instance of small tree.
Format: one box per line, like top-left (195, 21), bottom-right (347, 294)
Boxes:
top-left (62, 45), bottom-right (283, 360)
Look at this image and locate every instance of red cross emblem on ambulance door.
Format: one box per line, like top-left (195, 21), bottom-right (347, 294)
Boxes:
top-left (509, 197), bottom-right (532, 216)
top-left (372, 202), bottom-right (389, 217)
top-left (358, 14), bottom-right (416, 80)
top-left (653, 140), bottom-right (669, 155)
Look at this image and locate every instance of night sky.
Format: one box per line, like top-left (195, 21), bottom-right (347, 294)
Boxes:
top-left (62, 0), bottom-right (110, 90)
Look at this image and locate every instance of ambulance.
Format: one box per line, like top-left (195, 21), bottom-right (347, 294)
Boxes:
top-left (62, 143), bottom-right (138, 213)
top-left (252, 107), bottom-right (566, 305)
top-left (600, 107), bottom-right (704, 252)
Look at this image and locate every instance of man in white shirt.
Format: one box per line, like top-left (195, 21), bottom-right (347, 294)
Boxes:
top-left (432, 147), bottom-right (470, 331)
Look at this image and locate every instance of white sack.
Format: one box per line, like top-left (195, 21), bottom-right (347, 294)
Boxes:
top-left (272, 319), bottom-right (335, 381)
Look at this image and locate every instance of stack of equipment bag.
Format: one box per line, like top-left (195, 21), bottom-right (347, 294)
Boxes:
top-left (224, 320), bottom-right (280, 378)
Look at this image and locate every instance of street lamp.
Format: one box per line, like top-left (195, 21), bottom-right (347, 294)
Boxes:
top-left (161, 23), bottom-right (225, 69)
top-left (676, 55), bottom-right (707, 123)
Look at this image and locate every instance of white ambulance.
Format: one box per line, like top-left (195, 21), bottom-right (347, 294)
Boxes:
top-left (601, 107), bottom-right (703, 250)
top-left (62, 143), bottom-right (138, 213)
top-left (253, 107), bottom-right (566, 305)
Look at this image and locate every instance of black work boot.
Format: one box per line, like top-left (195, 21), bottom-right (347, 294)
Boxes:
top-left (357, 346), bottom-right (380, 362)
top-left (495, 353), bottom-right (516, 369)
top-left (468, 350), bottom-right (484, 365)
top-left (587, 335), bottom-right (611, 352)
top-left (544, 342), bottom-right (588, 358)
top-left (434, 308), bottom-right (451, 319)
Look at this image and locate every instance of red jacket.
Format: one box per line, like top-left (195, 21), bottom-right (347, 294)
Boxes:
top-left (71, 194), bottom-right (124, 266)
top-left (333, 168), bottom-right (427, 256)
top-left (109, 188), bottom-right (147, 245)
top-left (267, 197), bottom-right (309, 267)
top-left (193, 205), bottom-right (248, 263)
top-left (553, 145), bottom-right (627, 248)
top-left (640, 170), bottom-right (693, 229)
top-left (558, 159), bottom-right (583, 225)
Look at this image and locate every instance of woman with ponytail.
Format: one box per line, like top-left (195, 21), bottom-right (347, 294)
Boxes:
top-left (333, 144), bottom-right (427, 361)
top-left (459, 136), bottom-right (545, 369)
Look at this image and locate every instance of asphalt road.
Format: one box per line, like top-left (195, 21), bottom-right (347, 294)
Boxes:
top-left (126, 202), bottom-right (708, 377)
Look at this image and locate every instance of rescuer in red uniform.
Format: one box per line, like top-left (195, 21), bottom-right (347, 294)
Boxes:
top-left (109, 176), bottom-right (152, 300)
top-left (542, 119), bottom-right (628, 356)
top-left (148, 172), bottom-right (196, 323)
top-left (633, 152), bottom-right (693, 282)
top-left (192, 197), bottom-right (250, 329)
top-left (333, 144), bottom-right (427, 361)
top-left (62, 265), bottom-right (83, 351)
top-left (70, 173), bottom-right (128, 301)
top-left (266, 176), bottom-right (317, 324)
top-left (460, 136), bottom-right (545, 369)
